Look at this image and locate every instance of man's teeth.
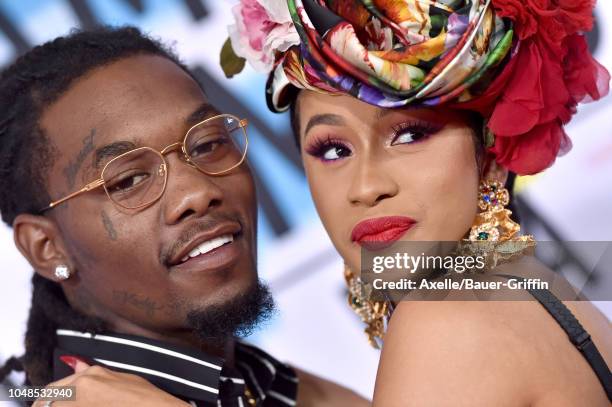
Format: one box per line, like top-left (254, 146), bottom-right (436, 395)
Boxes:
top-left (180, 234), bottom-right (234, 263)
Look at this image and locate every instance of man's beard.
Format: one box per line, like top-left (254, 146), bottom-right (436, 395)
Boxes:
top-left (186, 279), bottom-right (275, 345)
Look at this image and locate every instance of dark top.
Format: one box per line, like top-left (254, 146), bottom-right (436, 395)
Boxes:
top-left (53, 329), bottom-right (298, 406)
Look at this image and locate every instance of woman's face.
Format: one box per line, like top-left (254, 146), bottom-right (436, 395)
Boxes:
top-left (296, 91), bottom-right (483, 272)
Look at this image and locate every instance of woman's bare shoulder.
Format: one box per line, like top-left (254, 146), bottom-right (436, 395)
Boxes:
top-left (372, 300), bottom-right (552, 406)
top-left (374, 296), bottom-right (611, 406)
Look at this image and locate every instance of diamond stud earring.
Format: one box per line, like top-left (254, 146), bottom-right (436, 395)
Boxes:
top-left (54, 264), bottom-right (71, 280)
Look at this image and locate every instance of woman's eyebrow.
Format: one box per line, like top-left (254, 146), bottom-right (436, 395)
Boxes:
top-left (304, 113), bottom-right (346, 135)
top-left (375, 106), bottom-right (436, 120)
top-left (376, 109), bottom-right (395, 120)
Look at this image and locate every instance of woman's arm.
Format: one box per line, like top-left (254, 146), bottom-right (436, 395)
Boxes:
top-left (31, 357), bottom-right (371, 406)
top-left (296, 367), bottom-right (371, 406)
top-left (32, 359), bottom-right (189, 407)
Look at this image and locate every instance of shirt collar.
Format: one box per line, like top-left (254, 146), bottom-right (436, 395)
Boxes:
top-left (53, 329), bottom-right (298, 406)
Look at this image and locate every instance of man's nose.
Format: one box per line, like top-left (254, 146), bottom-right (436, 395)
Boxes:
top-left (160, 153), bottom-right (224, 225)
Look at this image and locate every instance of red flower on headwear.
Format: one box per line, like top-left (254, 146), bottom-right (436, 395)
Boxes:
top-left (493, 0), bottom-right (594, 43)
top-left (473, 0), bottom-right (610, 174)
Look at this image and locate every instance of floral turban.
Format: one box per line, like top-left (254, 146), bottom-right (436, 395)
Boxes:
top-left (222, 0), bottom-right (610, 175)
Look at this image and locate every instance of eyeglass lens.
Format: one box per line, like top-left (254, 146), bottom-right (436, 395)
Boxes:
top-left (101, 115), bottom-right (246, 209)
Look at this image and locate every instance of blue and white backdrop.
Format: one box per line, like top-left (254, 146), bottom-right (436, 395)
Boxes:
top-left (0, 0), bottom-right (611, 402)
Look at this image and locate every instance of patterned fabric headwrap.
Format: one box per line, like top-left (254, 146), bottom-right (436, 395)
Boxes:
top-left (223, 0), bottom-right (609, 174)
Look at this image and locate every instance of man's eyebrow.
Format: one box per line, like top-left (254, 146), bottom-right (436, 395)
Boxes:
top-left (91, 103), bottom-right (216, 170)
top-left (186, 102), bottom-right (219, 127)
top-left (304, 113), bottom-right (346, 136)
top-left (94, 141), bottom-right (138, 169)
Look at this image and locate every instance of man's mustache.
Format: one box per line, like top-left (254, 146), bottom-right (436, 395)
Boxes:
top-left (160, 214), bottom-right (244, 266)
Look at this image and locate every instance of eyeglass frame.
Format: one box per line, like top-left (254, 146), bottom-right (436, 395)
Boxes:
top-left (40, 113), bottom-right (249, 213)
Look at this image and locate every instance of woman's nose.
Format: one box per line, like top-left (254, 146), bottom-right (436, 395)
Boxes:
top-left (347, 155), bottom-right (399, 207)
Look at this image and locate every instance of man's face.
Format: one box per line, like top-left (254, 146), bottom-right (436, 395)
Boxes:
top-left (39, 55), bottom-right (258, 341)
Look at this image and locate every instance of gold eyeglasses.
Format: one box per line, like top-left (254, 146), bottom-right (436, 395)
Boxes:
top-left (41, 114), bottom-right (249, 212)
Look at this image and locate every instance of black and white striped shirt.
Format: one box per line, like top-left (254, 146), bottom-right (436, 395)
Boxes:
top-left (53, 329), bottom-right (298, 406)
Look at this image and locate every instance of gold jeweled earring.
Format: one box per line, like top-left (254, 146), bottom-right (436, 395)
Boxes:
top-left (344, 266), bottom-right (390, 349)
top-left (463, 179), bottom-right (535, 269)
top-left (469, 180), bottom-right (517, 242)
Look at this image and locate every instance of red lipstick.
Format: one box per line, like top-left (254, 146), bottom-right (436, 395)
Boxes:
top-left (351, 216), bottom-right (416, 247)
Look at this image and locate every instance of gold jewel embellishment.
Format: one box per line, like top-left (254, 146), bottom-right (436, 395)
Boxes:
top-left (345, 266), bottom-right (390, 349)
top-left (462, 179), bottom-right (536, 271)
top-left (244, 386), bottom-right (257, 406)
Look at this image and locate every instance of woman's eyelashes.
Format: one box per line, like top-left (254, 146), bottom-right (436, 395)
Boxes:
top-left (390, 121), bottom-right (442, 146)
top-left (305, 135), bottom-right (352, 162)
top-left (304, 121), bottom-right (441, 163)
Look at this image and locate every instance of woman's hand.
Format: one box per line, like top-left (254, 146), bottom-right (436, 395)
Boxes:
top-left (32, 356), bottom-right (189, 407)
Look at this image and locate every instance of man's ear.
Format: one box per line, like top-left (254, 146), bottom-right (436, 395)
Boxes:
top-left (480, 153), bottom-right (509, 185)
top-left (12, 213), bottom-right (73, 282)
